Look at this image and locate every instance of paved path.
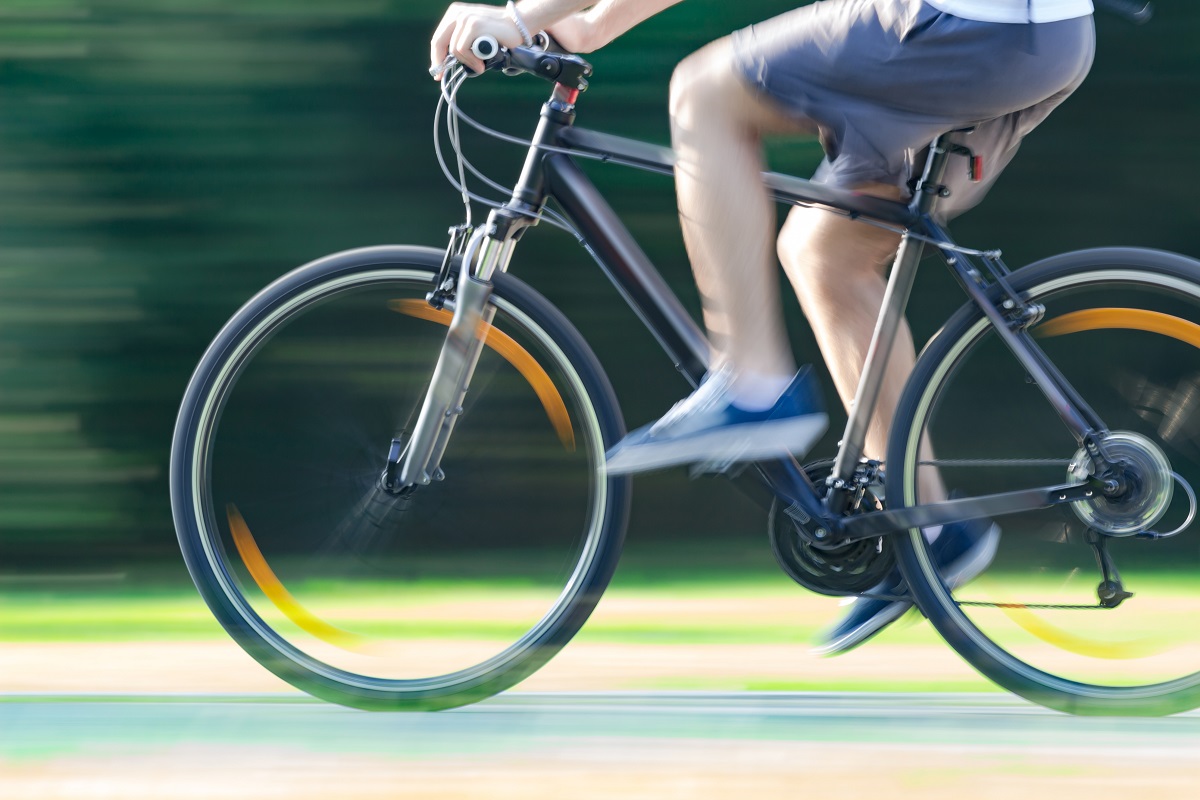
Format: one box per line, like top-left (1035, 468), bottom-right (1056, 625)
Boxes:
top-left (3, 692), bottom-right (1199, 798)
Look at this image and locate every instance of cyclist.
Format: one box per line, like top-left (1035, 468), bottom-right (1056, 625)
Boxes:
top-left (430, 0), bottom-right (1096, 653)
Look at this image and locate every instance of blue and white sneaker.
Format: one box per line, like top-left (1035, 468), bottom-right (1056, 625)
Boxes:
top-left (604, 366), bottom-right (828, 475)
top-left (811, 516), bottom-right (1001, 656)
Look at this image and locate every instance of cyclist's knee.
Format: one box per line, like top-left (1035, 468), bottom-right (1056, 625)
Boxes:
top-left (669, 39), bottom-right (740, 126)
top-left (778, 204), bottom-right (900, 284)
top-left (778, 207), bottom-right (845, 266)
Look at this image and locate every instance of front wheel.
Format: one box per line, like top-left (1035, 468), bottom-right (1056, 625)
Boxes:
top-left (890, 247), bottom-right (1200, 715)
top-left (171, 246), bottom-right (630, 710)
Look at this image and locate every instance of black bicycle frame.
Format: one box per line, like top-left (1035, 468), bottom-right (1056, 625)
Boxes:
top-left (479, 80), bottom-right (1108, 541)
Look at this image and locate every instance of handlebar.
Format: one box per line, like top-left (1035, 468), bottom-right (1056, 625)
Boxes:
top-left (433, 35), bottom-right (593, 89)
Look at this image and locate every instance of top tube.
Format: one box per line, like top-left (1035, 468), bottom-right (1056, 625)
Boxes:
top-left (556, 127), bottom-right (920, 229)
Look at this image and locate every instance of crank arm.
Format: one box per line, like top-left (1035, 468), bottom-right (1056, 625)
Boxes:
top-left (837, 482), bottom-right (1096, 541)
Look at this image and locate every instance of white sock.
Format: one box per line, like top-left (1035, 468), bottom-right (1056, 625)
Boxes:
top-left (729, 370), bottom-right (794, 412)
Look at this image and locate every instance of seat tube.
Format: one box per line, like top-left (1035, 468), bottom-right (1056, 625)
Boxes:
top-left (826, 139), bottom-right (951, 511)
top-left (829, 231), bottom-right (926, 509)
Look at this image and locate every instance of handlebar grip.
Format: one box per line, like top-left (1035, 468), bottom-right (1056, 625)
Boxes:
top-left (471, 36), bottom-right (499, 61)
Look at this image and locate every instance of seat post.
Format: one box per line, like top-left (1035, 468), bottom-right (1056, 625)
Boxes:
top-left (910, 135), bottom-right (956, 218)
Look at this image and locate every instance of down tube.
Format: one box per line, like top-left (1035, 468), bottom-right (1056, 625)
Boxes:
top-left (544, 154), bottom-right (710, 385)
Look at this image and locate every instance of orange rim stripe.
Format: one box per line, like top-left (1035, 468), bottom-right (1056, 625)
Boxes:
top-left (1037, 308), bottom-right (1200, 348)
top-left (390, 299), bottom-right (575, 450)
top-left (227, 504), bottom-right (367, 652)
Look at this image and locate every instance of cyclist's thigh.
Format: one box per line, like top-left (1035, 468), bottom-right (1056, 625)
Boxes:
top-left (670, 36), bottom-right (817, 139)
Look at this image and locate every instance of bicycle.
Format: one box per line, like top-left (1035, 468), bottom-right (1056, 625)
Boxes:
top-left (171, 11), bottom-right (1200, 716)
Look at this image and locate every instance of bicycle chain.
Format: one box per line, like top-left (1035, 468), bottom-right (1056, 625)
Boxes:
top-left (955, 600), bottom-right (1108, 610)
top-left (856, 591), bottom-right (1109, 610)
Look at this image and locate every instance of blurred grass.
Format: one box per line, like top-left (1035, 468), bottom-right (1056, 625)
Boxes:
top-left (4, 554), bottom-right (1195, 694)
top-left (0, 561), bottom-right (814, 643)
top-left (3, 564), bottom-right (1194, 644)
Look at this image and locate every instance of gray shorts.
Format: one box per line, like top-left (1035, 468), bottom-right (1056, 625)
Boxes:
top-left (732, 0), bottom-right (1095, 217)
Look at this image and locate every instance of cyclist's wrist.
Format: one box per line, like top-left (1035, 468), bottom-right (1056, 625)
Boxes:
top-left (506, 1), bottom-right (534, 47)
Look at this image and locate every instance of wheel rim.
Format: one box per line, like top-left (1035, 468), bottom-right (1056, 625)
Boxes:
top-left (186, 268), bottom-right (610, 692)
top-left (900, 267), bottom-right (1200, 707)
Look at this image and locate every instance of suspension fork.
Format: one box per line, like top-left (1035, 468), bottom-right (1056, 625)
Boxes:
top-left (393, 84), bottom-right (578, 489)
top-left (395, 215), bottom-right (525, 488)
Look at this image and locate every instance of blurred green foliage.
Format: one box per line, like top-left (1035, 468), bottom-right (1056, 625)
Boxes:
top-left (0, 1), bottom-right (1198, 566)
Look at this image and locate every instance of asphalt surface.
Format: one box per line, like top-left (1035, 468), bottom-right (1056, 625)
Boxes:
top-left (3, 692), bottom-right (1200, 798)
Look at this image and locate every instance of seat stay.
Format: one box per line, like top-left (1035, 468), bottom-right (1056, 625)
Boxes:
top-left (928, 218), bottom-right (1106, 445)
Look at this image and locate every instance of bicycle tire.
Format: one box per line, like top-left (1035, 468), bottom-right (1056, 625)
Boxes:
top-left (889, 247), bottom-right (1200, 715)
top-left (171, 245), bottom-right (630, 711)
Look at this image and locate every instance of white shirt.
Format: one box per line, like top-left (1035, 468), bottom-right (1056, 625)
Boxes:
top-left (924, 0), bottom-right (1094, 23)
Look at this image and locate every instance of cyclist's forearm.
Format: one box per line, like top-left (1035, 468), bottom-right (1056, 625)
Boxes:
top-left (513, 0), bottom-right (598, 33)
top-left (518, 0), bottom-right (685, 47)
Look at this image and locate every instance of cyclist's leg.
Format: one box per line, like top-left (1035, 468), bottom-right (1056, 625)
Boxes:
top-left (605, 35), bottom-right (832, 474)
top-left (667, 36), bottom-right (810, 387)
top-left (776, 195), bottom-right (971, 655)
top-left (777, 196), bottom-right (907, 461)
top-left (666, 31), bottom-right (932, 483)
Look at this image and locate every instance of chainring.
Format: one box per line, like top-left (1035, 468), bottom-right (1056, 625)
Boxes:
top-left (768, 459), bottom-right (896, 596)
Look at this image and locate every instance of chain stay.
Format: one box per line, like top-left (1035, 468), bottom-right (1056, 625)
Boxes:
top-left (854, 591), bottom-right (1114, 610)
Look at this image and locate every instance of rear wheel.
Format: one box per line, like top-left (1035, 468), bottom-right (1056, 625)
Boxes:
top-left (171, 246), bottom-right (630, 710)
top-left (890, 248), bottom-right (1200, 715)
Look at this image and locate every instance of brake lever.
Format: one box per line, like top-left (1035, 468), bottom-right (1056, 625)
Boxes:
top-left (429, 55), bottom-right (456, 80)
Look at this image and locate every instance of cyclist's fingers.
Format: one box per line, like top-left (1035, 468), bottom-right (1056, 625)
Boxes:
top-left (450, 21), bottom-right (487, 75)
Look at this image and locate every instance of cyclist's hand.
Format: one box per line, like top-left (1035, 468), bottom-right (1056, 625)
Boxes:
top-left (430, 3), bottom-right (524, 78)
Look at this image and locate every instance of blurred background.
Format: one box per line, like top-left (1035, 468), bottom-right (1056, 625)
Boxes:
top-left (0, 0), bottom-right (1198, 693)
